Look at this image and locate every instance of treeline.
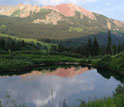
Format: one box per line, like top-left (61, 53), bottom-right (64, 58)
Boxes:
top-left (54, 30), bottom-right (124, 57)
top-left (0, 30), bottom-right (124, 57)
top-left (84, 30), bottom-right (124, 56)
top-left (0, 37), bottom-right (48, 51)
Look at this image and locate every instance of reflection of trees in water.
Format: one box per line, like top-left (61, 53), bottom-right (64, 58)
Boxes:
top-left (80, 64), bottom-right (92, 70)
top-left (63, 99), bottom-right (67, 107)
top-left (97, 69), bottom-right (124, 83)
top-left (0, 91), bottom-right (26, 107)
top-left (0, 64), bottom-right (81, 77)
top-left (51, 88), bottom-right (54, 107)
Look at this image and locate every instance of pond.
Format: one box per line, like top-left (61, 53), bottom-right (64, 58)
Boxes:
top-left (0, 65), bottom-right (123, 107)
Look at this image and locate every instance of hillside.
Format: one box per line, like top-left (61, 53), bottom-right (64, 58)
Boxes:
top-left (0, 3), bottom-right (124, 45)
top-left (0, 33), bottom-right (56, 51)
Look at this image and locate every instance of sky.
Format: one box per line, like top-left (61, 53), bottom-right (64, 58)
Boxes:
top-left (0, 0), bottom-right (124, 22)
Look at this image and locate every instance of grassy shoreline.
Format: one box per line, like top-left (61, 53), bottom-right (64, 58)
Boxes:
top-left (0, 51), bottom-right (124, 73)
top-left (0, 51), bottom-right (81, 72)
top-left (81, 51), bottom-right (124, 75)
top-left (79, 85), bottom-right (124, 107)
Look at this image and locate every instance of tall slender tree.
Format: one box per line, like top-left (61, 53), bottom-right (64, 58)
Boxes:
top-left (87, 38), bottom-right (93, 56)
top-left (122, 42), bottom-right (124, 51)
top-left (0, 39), bottom-right (5, 49)
top-left (106, 30), bottom-right (112, 54)
top-left (21, 40), bottom-right (25, 47)
top-left (112, 44), bottom-right (117, 55)
top-left (11, 41), bottom-right (16, 51)
top-left (117, 44), bottom-right (121, 53)
top-left (93, 37), bottom-right (100, 56)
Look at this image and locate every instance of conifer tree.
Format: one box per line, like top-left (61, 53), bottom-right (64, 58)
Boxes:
top-left (106, 30), bottom-right (112, 54)
top-left (0, 39), bottom-right (5, 49)
top-left (87, 38), bottom-right (93, 56)
top-left (11, 41), bottom-right (16, 51)
top-left (21, 40), bottom-right (25, 47)
top-left (117, 44), bottom-right (121, 53)
top-left (112, 44), bottom-right (117, 55)
top-left (122, 42), bottom-right (124, 51)
top-left (93, 37), bottom-right (100, 56)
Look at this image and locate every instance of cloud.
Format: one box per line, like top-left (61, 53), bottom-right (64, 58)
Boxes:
top-left (84, 0), bottom-right (97, 2)
top-left (105, 2), bottom-right (110, 6)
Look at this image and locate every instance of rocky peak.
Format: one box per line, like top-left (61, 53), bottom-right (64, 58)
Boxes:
top-left (43, 3), bottom-right (96, 20)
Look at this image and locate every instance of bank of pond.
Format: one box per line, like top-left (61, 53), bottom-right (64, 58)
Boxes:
top-left (0, 51), bottom-right (124, 74)
top-left (0, 51), bottom-right (124, 106)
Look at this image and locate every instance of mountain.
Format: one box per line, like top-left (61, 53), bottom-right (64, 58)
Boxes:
top-left (0, 3), bottom-right (97, 19)
top-left (0, 4), bottom-right (41, 17)
top-left (0, 3), bottom-right (124, 45)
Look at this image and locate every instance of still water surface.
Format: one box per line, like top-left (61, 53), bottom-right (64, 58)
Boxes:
top-left (0, 65), bottom-right (123, 107)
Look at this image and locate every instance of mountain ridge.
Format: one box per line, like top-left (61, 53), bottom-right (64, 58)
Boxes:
top-left (0, 3), bottom-right (124, 45)
top-left (0, 3), bottom-right (123, 29)
top-left (0, 3), bottom-right (122, 22)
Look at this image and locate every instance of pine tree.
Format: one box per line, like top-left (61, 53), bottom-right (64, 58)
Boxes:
top-left (87, 38), bottom-right (93, 56)
top-left (63, 99), bottom-right (67, 107)
top-left (122, 42), bottom-right (124, 51)
top-left (0, 39), bottom-right (5, 49)
top-left (106, 30), bottom-right (112, 54)
top-left (21, 40), bottom-right (25, 47)
top-left (112, 44), bottom-right (117, 55)
top-left (11, 41), bottom-right (16, 51)
top-left (117, 44), bottom-right (121, 53)
top-left (17, 40), bottom-right (22, 51)
top-left (93, 37), bottom-right (100, 56)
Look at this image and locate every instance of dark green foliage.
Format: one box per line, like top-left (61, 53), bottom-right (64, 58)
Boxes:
top-left (87, 38), bottom-right (93, 56)
top-left (0, 37), bottom-right (38, 51)
top-left (0, 34), bottom-right (56, 52)
top-left (113, 85), bottom-right (124, 96)
top-left (21, 40), bottom-right (25, 47)
top-left (0, 39), bottom-right (5, 49)
top-left (93, 52), bottom-right (124, 72)
top-left (122, 42), bottom-right (124, 50)
top-left (93, 37), bottom-right (100, 56)
top-left (11, 40), bottom-right (16, 51)
top-left (117, 44), bottom-right (122, 53)
top-left (0, 51), bottom-right (81, 71)
top-left (106, 30), bottom-right (112, 54)
top-left (112, 44), bottom-right (117, 55)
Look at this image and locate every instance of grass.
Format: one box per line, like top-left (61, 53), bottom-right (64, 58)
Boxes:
top-left (69, 27), bottom-right (83, 32)
top-left (0, 51), bottom-right (81, 71)
top-left (81, 51), bottom-right (124, 74)
top-left (93, 52), bottom-right (124, 73)
top-left (79, 85), bottom-right (124, 107)
top-left (0, 24), bottom-right (6, 29)
top-left (0, 49), bottom-right (123, 73)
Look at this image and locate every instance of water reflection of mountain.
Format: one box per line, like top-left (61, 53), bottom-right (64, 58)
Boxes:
top-left (21, 67), bottom-right (89, 78)
top-left (0, 65), bottom-right (81, 77)
top-left (0, 65), bottom-right (124, 83)
top-left (0, 67), bottom-right (123, 107)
